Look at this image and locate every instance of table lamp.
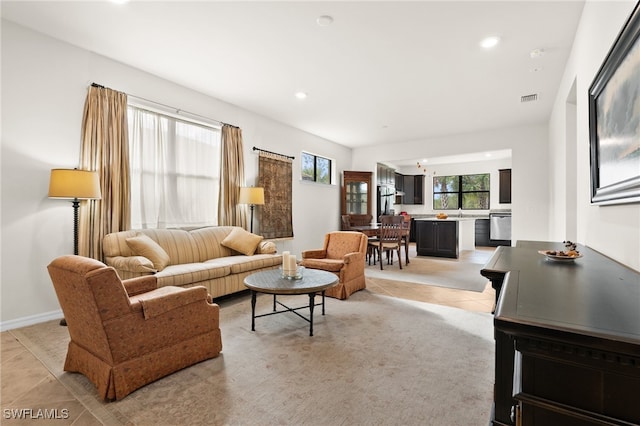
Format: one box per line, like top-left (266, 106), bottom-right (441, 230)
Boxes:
top-left (48, 169), bottom-right (102, 255)
top-left (239, 186), bottom-right (264, 233)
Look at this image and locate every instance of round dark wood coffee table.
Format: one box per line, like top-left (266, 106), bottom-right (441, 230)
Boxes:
top-left (244, 268), bottom-right (338, 336)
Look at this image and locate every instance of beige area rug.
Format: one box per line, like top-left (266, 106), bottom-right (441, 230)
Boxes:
top-left (365, 247), bottom-right (493, 293)
top-left (10, 290), bottom-right (495, 426)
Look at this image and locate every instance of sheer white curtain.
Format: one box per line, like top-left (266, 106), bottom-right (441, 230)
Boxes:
top-left (127, 105), bottom-right (221, 229)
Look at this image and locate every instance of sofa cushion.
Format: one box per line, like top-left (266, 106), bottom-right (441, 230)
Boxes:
top-left (205, 253), bottom-right (283, 274)
top-left (221, 228), bottom-right (263, 256)
top-left (138, 229), bottom-right (199, 265)
top-left (300, 258), bottom-right (344, 273)
top-left (126, 234), bottom-right (171, 271)
top-left (189, 227), bottom-right (235, 261)
top-left (155, 263), bottom-right (231, 288)
top-left (106, 255), bottom-right (157, 274)
top-left (104, 229), bottom-right (200, 265)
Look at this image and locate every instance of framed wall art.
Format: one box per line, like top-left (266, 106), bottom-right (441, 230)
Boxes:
top-left (588, 2), bottom-right (640, 205)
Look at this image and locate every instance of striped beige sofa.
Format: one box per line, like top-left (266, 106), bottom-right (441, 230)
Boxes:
top-left (103, 226), bottom-right (282, 299)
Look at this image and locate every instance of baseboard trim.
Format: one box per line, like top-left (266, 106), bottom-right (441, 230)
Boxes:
top-left (1, 309), bottom-right (63, 332)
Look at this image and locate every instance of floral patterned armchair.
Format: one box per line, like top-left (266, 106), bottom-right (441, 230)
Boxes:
top-left (300, 231), bottom-right (368, 299)
top-left (47, 255), bottom-right (222, 400)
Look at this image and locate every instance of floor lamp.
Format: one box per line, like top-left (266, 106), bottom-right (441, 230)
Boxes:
top-left (48, 169), bottom-right (102, 325)
top-left (239, 187), bottom-right (264, 233)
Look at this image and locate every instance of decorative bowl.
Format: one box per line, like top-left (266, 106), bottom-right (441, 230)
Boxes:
top-left (538, 250), bottom-right (583, 262)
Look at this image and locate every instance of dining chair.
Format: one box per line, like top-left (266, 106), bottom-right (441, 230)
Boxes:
top-left (341, 215), bottom-right (352, 231)
top-left (350, 214), bottom-right (373, 227)
top-left (366, 233), bottom-right (380, 266)
top-left (401, 214), bottom-right (411, 265)
top-left (368, 215), bottom-right (404, 270)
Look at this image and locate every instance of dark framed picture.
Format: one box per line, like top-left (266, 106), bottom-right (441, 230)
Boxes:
top-left (588, 2), bottom-right (640, 205)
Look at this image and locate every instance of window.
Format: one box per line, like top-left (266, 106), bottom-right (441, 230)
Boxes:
top-left (127, 104), bottom-right (221, 229)
top-left (301, 151), bottom-right (332, 184)
top-left (433, 173), bottom-right (490, 210)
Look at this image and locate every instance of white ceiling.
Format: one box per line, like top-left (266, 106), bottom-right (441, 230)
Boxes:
top-left (2, 0), bottom-right (584, 158)
top-left (392, 148), bottom-right (513, 169)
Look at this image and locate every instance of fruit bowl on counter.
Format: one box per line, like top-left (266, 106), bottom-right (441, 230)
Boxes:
top-left (538, 240), bottom-right (582, 262)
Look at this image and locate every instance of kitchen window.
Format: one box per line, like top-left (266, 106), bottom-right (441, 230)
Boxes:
top-left (302, 151), bottom-right (332, 184)
top-left (433, 173), bottom-right (490, 210)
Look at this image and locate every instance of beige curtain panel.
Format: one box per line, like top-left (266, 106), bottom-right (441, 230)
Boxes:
top-left (79, 85), bottom-right (131, 261)
top-left (258, 152), bottom-right (293, 239)
top-left (218, 124), bottom-right (247, 228)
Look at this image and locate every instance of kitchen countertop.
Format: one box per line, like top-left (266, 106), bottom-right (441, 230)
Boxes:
top-left (414, 217), bottom-right (478, 221)
top-left (411, 214), bottom-right (489, 220)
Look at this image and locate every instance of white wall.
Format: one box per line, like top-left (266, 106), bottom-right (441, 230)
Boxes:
top-left (1, 21), bottom-right (351, 329)
top-left (548, 0), bottom-right (640, 271)
top-left (352, 124), bottom-right (550, 244)
top-left (394, 157), bottom-right (512, 216)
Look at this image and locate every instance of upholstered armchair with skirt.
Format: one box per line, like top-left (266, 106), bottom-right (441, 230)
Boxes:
top-left (300, 231), bottom-right (368, 300)
top-left (47, 255), bottom-right (222, 401)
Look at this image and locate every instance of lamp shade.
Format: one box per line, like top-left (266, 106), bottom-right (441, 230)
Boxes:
top-left (48, 169), bottom-right (102, 200)
top-left (238, 187), bottom-right (264, 205)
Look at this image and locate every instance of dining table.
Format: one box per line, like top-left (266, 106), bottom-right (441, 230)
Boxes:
top-left (350, 223), bottom-right (411, 266)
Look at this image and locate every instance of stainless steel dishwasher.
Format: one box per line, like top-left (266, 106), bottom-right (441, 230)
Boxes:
top-left (489, 210), bottom-right (511, 241)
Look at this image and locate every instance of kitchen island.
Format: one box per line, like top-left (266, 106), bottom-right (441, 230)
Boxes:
top-left (414, 217), bottom-right (476, 258)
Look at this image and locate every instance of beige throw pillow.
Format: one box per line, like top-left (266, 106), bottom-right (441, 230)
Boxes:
top-left (125, 234), bottom-right (170, 271)
top-left (256, 241), bottom-right (277, 254)
top-left (221, 227), bottom-right (264, 256)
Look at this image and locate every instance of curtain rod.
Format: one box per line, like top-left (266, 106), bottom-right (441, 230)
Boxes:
top-left (90, 82), bottom-right (237, 128)
top-left (252, 146), bottom-right (295, 160)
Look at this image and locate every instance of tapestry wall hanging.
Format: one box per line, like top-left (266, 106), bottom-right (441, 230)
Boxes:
top-left (258, 153), bottom-right (293, 239)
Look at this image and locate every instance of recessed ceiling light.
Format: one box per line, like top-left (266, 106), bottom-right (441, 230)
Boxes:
top-left (295, 91), bottom-right (308, 100)
top-left (530, 48), bottom-right (545, 59)
top-left (480, 36), bottom-right (500, 49)
top-left (316, 15), bottom-right (334, 27)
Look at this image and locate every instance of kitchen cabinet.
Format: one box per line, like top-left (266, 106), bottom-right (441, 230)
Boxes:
top-left (412, 174), bottom-right (424, 204)
top-left (377, 163), bottom-right (395, 186)
top-left (395, 174), bottom-right (424, 205)
top-left (415, 220), bottom-right (458, 258)
top-left (475, 219), bottom-right (491, 247)
top-left (475, 218), bottom-right (505, 247)
top-left (377, 164), bottom-right (396, 218)
top-left (395, 173), bottom-right (404, 192)
top-left (409, 218), bottom-right (416, 242)
top-left (499, 169), bottom-right (511, 204)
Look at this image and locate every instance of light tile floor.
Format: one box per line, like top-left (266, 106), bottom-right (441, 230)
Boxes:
top-left (1, 246), bottom-right (495, 424)
top-left (367, 279), bottom-right (495, 313)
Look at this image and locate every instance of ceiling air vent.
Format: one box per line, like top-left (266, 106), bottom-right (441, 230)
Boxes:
top-left (521, 93), bottom-right (538, 103)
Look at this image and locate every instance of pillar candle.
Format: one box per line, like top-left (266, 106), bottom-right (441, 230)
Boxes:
top-left (288, 254), bottom-right (297, 273)
top-left (282, 251), bottom-right (290, 271)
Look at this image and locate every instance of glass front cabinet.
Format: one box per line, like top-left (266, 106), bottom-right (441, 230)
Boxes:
top-left (341, 171), bottom-right (372, 225)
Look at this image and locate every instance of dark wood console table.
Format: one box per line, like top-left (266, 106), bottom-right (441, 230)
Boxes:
top-left (481, 241), bottom-right (640, 426)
